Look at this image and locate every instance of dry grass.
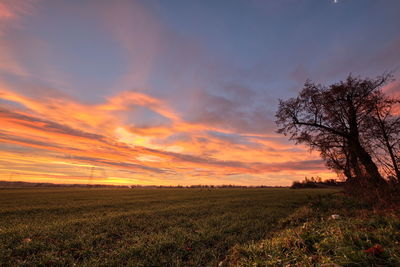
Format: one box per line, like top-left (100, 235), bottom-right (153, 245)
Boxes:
top-left (0, 187), bottom-right (333, 266)
top-left (226, 194), bottom-right (400, 266)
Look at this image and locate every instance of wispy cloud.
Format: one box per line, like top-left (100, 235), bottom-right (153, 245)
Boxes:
top-left (0, 83), bottom-right (329, 185)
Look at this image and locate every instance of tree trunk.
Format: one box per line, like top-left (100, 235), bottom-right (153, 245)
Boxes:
top-left (347, 104), bottom-right (386, 186)
top-left (349, 151), bottom-right (362, 178)
top-left (351, 141), bottom-right (387, 186)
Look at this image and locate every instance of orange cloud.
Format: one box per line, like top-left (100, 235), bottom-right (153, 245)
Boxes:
top-left (0, 0), bottom-right (36, 32)
top-left (0, 2), bottom-right (15, 19)
top-left (0, 68), bottom-right (335, 186)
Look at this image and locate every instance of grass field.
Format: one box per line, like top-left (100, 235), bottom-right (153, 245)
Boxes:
top-left (228, 193), bottom-right (400, 266)
top-left (0, 188), bottom-right (334, 266)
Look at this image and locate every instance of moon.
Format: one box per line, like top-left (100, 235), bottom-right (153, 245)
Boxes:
top-left (334, 0), bottom-right (338, 3)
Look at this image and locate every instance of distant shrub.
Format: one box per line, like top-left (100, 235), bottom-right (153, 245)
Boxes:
top-left (291, 177), bottom-right (343, 189)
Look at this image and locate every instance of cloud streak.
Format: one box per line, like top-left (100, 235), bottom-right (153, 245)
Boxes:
top-left (0, 84), bottom-right (330, 185)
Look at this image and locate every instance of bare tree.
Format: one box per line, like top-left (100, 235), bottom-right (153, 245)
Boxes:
top-left (276, 74), bottom-right (394, 187)
top-left (366, 94), bottom-right (400, 181)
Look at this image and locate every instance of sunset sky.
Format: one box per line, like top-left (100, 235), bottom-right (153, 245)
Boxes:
top-left (1, 0), bottom-right (399, 186)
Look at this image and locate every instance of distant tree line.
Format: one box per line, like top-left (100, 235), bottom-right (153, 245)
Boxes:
top-left (0, 181), bottom-right (128, 188)
top-left (291, 176), bottom-right (344, 189)
top-left (0, 181), bottom-right (283, 189)
top-left (276, 73), bottom-right (400, 199)
top-left (129, 184), bottom-right (282, 189)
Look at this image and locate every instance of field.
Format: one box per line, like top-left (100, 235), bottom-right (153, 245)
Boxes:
top-left (228, 193), bottom-right (400, 266)
top-left (0, 188), bottom-right (333, 266)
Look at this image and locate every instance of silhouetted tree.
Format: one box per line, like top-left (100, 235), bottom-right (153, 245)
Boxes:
top-left (276, 74), bottom-right (397, 188)
top-left (365, 94), bottom-right (400, 181)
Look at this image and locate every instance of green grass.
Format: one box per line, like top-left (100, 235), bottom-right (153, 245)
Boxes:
top-left (0, 188), bottom-right (333, 266)
top-left (226, 194), bottom-right (400, 266)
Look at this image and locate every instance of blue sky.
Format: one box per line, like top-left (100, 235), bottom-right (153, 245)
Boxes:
top-left (0, 0), bottom-right (399, 185)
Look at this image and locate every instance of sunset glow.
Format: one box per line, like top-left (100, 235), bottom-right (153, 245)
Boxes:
top-left (1, 0), bottom-right (399, 186)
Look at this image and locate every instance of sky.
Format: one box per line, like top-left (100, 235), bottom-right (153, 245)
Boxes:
top-left (0, 0), bottom-right (399, 186)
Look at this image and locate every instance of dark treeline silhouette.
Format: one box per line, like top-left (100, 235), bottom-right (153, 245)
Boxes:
top-left (276, 73), bottom-right (400, 200)
top-left (0, 181), bottom-right (281, 189)
top-left (291, 176), bottom-right (344, 189)
top-left (0, 181), bottom-right (129, 188)
top-left (126, 184), bottom-right (282, 189)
